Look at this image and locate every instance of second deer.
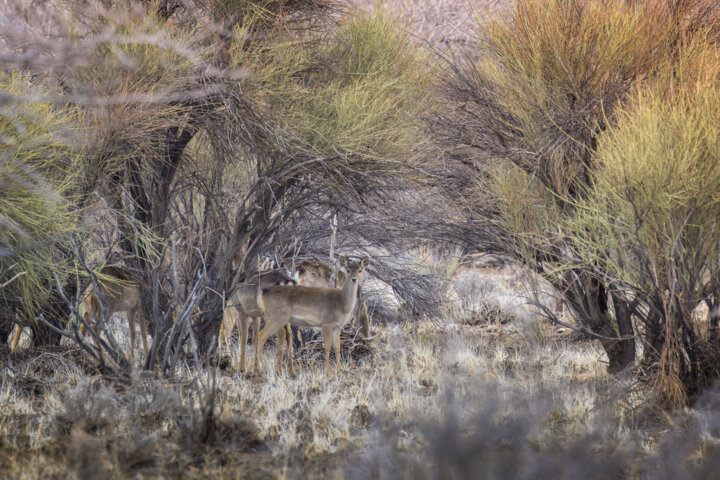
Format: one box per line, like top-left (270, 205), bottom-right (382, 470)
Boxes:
top-left (295, 259), bottom-right (371, 338)
top-left (219, 268), bottom-right (296, 372)
top-left (81, 265), bottom-right (148, 365)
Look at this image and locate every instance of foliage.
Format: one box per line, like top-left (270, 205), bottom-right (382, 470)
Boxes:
top-left (231, 8), bottom-right (429, 174)
top-left (568, 40), bottom-right (720, 406)
top-left (437, 0), bottom-right (720, 403)
top-left (0, 72), bottom-right (84, 324)
top-left (294, 11), bottom-right (428, 161)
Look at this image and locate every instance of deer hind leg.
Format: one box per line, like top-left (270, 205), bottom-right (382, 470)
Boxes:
top-left (275, 324), bottom-right (285, 376)
top-left (139, 312), bottom-right (149, 360)
top-left (87, 305), bottom-right (105, 366)
top-left (322, 325), bottom-right (333, 375)
top-left (285, 324), bottom-right (296, 377)
top-left (251, 316), bottom-right (261, 372)
top-left (80, 296), bottom-right (91, 338)
top-left (217, 312), bottom-right (226, 351)
top-left (358, 297), bottom-right (370, 338)
top-left (237, 312), bottom-right (250, 373)
top-left (219, 306), bottom-right (233, 351)
top-left (10, 323), bottom-right (22, 353)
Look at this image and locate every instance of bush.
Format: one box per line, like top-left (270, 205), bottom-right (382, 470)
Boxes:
top-left (437, 0), bottom-right (720, 403)
top-left (2, 1), bottom-right (430, 373)
top-left (0, 72), bottom-right (84, 343)
top-left (569, 39), bottom-right (720, 406)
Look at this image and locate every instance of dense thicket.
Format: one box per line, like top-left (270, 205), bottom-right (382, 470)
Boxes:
top-left (0, 0), bottom-right (430, 373)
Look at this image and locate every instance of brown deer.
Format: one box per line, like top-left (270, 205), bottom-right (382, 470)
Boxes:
top-left (295, 259), bottom-right (371, 338)
top-left (219, 268), bottom-right (296, 372)
top-left (81, 265), bottom-right (148, 365)
top-left (255, 255), bottom-right (369, 375)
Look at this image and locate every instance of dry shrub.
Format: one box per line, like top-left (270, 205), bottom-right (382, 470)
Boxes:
top-left (569, 38), bottom-right (720, 406)
top-left (436, 0), bottom-right (720, 404)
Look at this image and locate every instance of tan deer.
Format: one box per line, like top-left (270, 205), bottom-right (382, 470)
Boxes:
top-left (219, 268), bottom-right (296, 372)
top-left (81, 265), bottom-right (148, 365)
top-left (273, 258), bottom-right (373, 376)
top-left (295, 259), bottom-right (371, 337)
top-left (255, 255), bottom-right (369, 375)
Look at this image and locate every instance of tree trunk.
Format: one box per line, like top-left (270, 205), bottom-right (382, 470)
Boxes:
top-left (118, 125), bottom-right (197, 371)
top-left (565, 274), bottom-right (636, 374)
top-left (604, 292), bottom-right (636, 374)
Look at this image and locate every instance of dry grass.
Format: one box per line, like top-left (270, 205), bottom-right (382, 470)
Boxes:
top-left (0, 253), bottom-right (692, 478)
top-left (7, 253), bottom-right (711, 478)
top-left (5, 279), bottom-right (708, 478)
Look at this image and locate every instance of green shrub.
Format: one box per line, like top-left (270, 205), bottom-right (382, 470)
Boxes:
top-left (0, 72), bottom-right (84, 321)
top-left (570, 40), bottom-right (720, 406)
top-left (234, 8), bottom-right (429, 167)
top-left (438, 0), bottom-right (720, 403)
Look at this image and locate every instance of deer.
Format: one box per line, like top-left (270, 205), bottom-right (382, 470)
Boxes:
top-left (254, 255), bottom-right (369, 375)
top-left (80, 265), bottom-right (148, 365)
top-left (219, 268), bottom-right (296, 372)
top-left (295, 259), bottom-right (371, 338)
top-left (273, 258), bottom-right (373, 375)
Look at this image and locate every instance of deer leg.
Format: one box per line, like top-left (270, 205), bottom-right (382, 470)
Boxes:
top-left (322, 325), bottom-right (333, 375)
top-left (10, 324), bottom-right (22, 353)
top-left (286, 324), bottom-right (296, 377)
top-left (359, 298), bottom-right (370, 338)
top-left (139, 313), bottom-right (149, 360)
top-left (90, 308), bottom-right (104, 366)
top-left (220, 305), bottom-right (234, 352)
top-left (128, 311), bottom-right (137, 365)
top-left (255, 320), bottom-right (284, 374)
top-left (333, 328), bottom-right (341, 369)
top-left (253, 316), bottom-right (260, 370)
top-left (276, 325), bottom-right (285, 376)
top-left (218, 309), bottom-right (227, 351)
top-left (238, 312), bottom-right (249, 373)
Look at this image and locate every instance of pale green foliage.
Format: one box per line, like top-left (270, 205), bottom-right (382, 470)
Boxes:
top-left (0, 72), bottom-right (84, 314)
top-left (571, 42), bottom-right (720, 302)
top-left (235, 9), bottom-right (429, 162)
top-left (475, 0), bottom-right (673, 195)
top-left (298, 11), bottom-right (427, 159)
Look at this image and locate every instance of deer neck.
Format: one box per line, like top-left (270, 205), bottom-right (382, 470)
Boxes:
top-left (340, 278), bottom-right (359, 314)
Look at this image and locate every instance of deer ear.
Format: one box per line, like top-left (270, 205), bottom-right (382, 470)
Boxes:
top-left (360, 256), bottom-right (369, 268)
top-left (338, 255), bottom-right (347, 267)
